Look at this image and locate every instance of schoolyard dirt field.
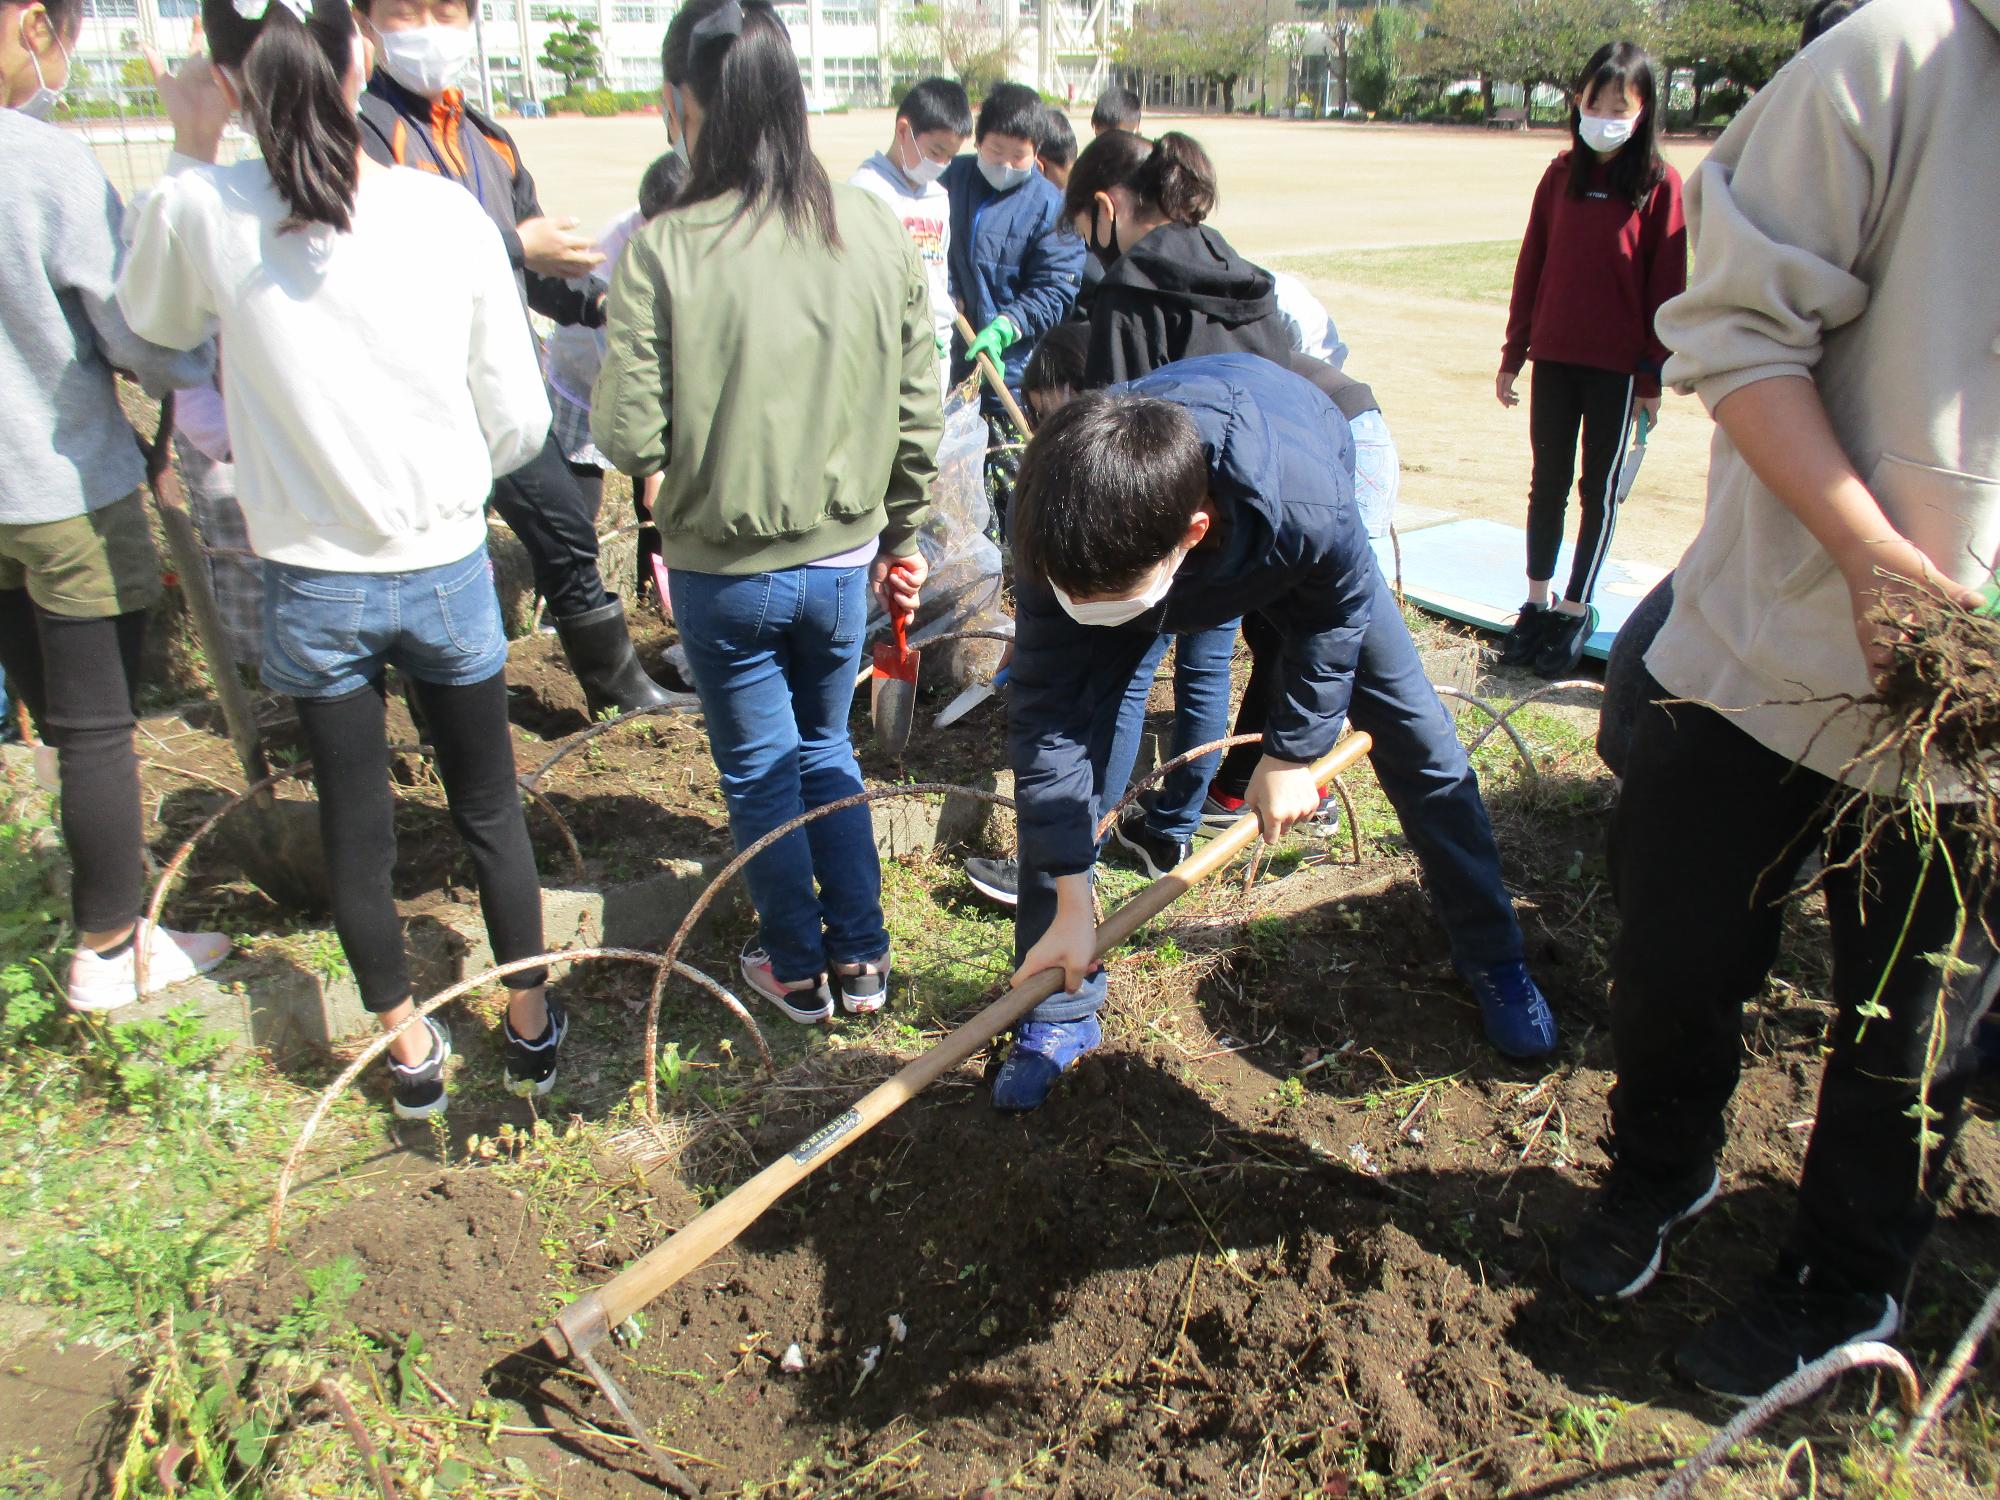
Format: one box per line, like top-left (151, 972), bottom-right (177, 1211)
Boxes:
top-left (14, 117), bottom-right (1995, 1500)
top-left (517, 110), bottom-right (1717, 572)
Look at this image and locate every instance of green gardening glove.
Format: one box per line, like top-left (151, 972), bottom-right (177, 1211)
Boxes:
top-left (965, 315), bottom-right (1020, 368)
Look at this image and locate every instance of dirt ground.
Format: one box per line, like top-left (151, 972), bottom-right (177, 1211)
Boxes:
top-left (225, 830), bottom-right (2000, 1498)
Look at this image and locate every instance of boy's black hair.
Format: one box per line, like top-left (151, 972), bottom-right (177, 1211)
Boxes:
top-left (638, 152), bottom-right (690, 220)
top-left (1567, 41), bottom-right (1665, 210)
top-left (897, 76), bottom-right (973, 136)
top-left (976, 82), bottom-right (1045, 147)
top-left (1800, 0), bottom-right (1868, 46)
top-left (1022, 322), bottom-right (1088, 395)
top-left (1013, 393), bottom-right (1208, 597)
top-left (1038, 108), bottom-right (1077, 168)
top-left (1091, 85), bottom-right (1141, 133)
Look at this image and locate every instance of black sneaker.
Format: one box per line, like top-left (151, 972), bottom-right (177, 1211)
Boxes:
top-left (390, 1016), bottom-right (452, 1121)
top-left (1110, 808), bottom-right (1190, 879)
top-left (1534, 605), bottom-right (1598, 679)
top-left (1559, 1162), bottom-right (1720, 1301)
top-left (502, 994), bottom-right (569, 1098)
top-left (965, 856), bottom-right (1018, 908)
top-left (1498, 602), bottom-right (1557, 665)
top-left (1676, 1271), bottom-right (1900, 1400)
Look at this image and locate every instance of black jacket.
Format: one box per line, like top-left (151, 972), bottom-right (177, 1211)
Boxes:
top-left (1084, 222), bottom-right (1293, 387)
top-left (1009, 354), bottom-right (1367, 877)
top-left (357, 73), bottom-right (602, 329)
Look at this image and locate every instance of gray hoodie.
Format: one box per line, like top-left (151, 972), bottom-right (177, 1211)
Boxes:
top-left (0, 110), bottom-right (214, 527)
top-left (1651, 0), bottom-right (2000, 796)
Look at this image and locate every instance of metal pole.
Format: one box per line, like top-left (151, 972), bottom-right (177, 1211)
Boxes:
top-left (470, 0), bottom-right (496, 113)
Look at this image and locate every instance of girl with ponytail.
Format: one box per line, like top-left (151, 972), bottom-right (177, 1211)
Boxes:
top-left (1061, 129), bottom-right (1293, 386)
top-left (593, 0), bottom-right (942, 1024)
top-left (119, 0), bottom-right (568, 1120)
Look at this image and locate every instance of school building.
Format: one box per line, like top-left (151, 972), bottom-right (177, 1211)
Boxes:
top-left (70, 0), bottom-right (1127, 114)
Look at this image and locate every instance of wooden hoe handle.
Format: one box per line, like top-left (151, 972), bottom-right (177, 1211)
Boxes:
top-left (953, 311), bottom-right (1037, 441)
top-left (544, 732), bottom-right (1375, 1360)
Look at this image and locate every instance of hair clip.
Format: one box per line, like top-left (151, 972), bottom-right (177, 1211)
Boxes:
top-left (690, 0), bottom-right (743, 45)
top-left (232, 0), bottom-right (311, 21)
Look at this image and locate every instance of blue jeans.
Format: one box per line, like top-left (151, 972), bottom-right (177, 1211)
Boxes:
top-left (1110, 622), bottom-right (1243, 843)
top-left (1019, 565), bottom-right (1524, 1025)
top-left (260, 544), bottom-right (507, 699)
top-left (670, 564), bottom-right (888, 985)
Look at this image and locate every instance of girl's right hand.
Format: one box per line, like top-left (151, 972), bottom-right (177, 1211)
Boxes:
top-left (1495, 369), bottom-right (1520, 408)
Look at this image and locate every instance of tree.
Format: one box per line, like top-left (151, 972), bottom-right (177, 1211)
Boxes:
top-left (890, 0), bottom-right (1013, 99)
top-left (1416, 0), bottom-right (1651, 103)
top-left (1657, 0), bottom-right (1801, 111)
top-left (1345, 5), bottom-right (1420, 114)
top-left (1117, 0), bottom-right (1269, 112)
top-left (539, 9), bottom-right (604, 95)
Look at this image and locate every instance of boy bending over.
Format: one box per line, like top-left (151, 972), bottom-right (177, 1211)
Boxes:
top-left (995, 354), bottom-right (1554, 1111)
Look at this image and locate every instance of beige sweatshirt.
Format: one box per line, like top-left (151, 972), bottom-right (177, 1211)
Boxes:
top-left (1649, 0), bottom-right (2000, 796)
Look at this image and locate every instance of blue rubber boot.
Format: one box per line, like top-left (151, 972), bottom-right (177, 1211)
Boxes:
top-left (1458, 960), bottom-right (1558, 1059)
top-left (991, 1016), bottom-right (1104, 1113)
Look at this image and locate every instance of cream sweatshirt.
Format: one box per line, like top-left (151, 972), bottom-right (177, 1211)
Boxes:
top-left (1650, 0), bottom-right (2000, 796)
top-left (117, 156), bottom-right (550, 573)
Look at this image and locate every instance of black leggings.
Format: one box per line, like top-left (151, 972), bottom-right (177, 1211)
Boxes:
top-left (0, 591), bottom-right (148, 932)
top-left (487, 434), bottom-right (612, 622)
top-left (1526, 360), bottom-right (1637, 606)
top-left (295, 673), bottom-right (546, 1012)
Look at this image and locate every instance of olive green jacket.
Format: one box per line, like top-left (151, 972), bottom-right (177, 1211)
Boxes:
top-left (592, 185), bottom-right (940, 575)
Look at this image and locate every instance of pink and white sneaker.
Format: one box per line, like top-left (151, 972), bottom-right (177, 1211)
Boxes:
top-left (67, 922), bottom-right (232, 1013)
top-left (738, 940), bottom-right (832, 1025)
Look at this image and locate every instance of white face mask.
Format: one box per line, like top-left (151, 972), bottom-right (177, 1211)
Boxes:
top-left (979, 157), bottom-right (1031, 194)
top-left (15, 22), bottom-right (69, 120)
top-left (375, 22), bottom-right (473, 99)
top-left (1577, 113), bottom-right (1636, 154)
top-left (1052, 548), bottom-right (1184, 628)
top-left (899, 131), bottom-right (947, 186)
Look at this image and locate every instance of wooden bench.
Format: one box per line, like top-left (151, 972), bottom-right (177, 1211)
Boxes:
top-left (1486, 106), bottom-right (1528, 129)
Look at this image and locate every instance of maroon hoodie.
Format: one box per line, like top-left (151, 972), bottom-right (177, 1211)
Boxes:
top-left (1501, 152), bottom-right (1687, 397)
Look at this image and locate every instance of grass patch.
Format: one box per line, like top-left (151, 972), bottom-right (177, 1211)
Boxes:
top-left (1273, 239), bottom-right (1518, 305)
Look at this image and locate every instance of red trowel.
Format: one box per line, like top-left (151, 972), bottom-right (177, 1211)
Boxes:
top-left (870, 561), bottom-right (920, 757)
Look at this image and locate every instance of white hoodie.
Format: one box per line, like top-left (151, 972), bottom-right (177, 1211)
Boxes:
top-left (118, 157), bottom-right (550, 573)
top-left (1650, 0), bottom-right (2000, 796)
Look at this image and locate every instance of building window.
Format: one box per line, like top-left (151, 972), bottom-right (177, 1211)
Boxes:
top-left (818, 54), bottom-right (879, 99)
top-left (527, 3), bottom-right (570, 20)
top-left (611, 3), bottom-right (668, 20)
top-left (819, 2), bottom-right (874, 24)
top-left (82, 0), bottom-right (138, 16)
top-left (483, 2), bottom-right (517, 19)
top-left (155, 0), bottom-right (202, 16)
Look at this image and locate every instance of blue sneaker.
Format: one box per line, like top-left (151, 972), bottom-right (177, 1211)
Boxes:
top-left (990, 1016), bottom-right (1103, 1113)
top-left (1459, 960), bottom-right (1558, 1059)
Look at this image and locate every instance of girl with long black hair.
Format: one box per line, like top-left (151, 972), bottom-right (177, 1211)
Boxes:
top-left (593, 0), bottom-right (940, 1024)
top-left (1496, 41), bottom-right (1686, 679)
top-left (122, 0), bottom-right (560, 1119)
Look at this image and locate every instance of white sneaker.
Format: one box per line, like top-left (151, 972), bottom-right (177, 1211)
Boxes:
top-left (67, 923), bottom-right (233, 1012)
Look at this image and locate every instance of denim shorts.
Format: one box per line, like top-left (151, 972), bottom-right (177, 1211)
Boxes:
top-left (260, 544), bottom-right (508, 699)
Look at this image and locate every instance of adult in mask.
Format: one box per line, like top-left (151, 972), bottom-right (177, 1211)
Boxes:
top-left (991, 355), bottom-right (1554, 1113)
top-left (350, 0), bottom-right (674, 717)
top-left (940, 82), bottom-right (1084, 530)
top-left (1, 0), bottom-right (234, 1010)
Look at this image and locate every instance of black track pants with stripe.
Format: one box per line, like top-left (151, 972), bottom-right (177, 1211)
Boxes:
top-left (1524, 359), bottom-right (1636, 607)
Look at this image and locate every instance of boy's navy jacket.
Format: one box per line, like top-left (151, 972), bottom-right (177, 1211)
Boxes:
top-left (1009, 353), bottom-right (1367, 879)
top-left (941, 158), bottom-right (1085, 398)
top-left (358, 73), bottom-right (601, 330)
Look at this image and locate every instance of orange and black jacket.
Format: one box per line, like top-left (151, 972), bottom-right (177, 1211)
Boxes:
top-left (358, 72), bottom-right (603, 329)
